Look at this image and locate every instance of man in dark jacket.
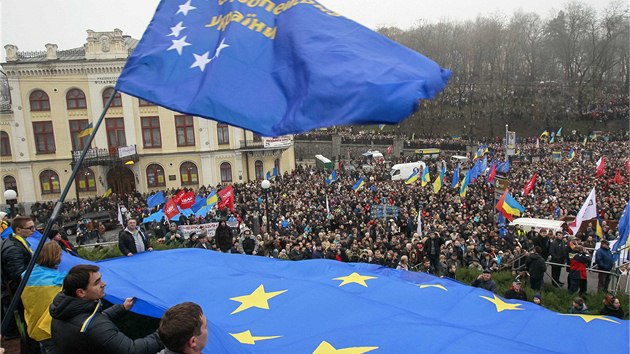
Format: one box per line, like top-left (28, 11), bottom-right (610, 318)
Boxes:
top-left (1, 216), bottom-right (36, 345)
top-left (214, 221), bottom-right (233, 253)
top-left (504, 279), bottom-right (528, 301)
top-left (548, 232), bottom-right (567, 287)
top-left (423, 232), bottom-right (444, 270)
top-left (525, 246), bottom-right (547, 292)
top-left (49, 264), bottom-right (163, 354)
top-left (118, 219), bottom-right (152, 256)
top-left (595, 240), bottom-right (614, 292)
top-left (471, 270), bottom-right (497, 293)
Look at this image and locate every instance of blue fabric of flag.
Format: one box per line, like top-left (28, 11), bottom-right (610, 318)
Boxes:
top-left (480, 156), bottom-right (488, 173)
top-left (451, 163), bottom-right (460, 188)
top-left (146, 191), bottom-right (165, 209)
top-left (266, 171), bottom-right (272, 180)
top-left (54, 249), bottom-right (628, 353)
top-left (194, 205), bottom-right (214, 218)
top-left (115, 0), bottom-right (451, 137)
top-left (142, 210), bottom-right (165, 224)
top-left (273, 167), bottom-right (278, 177)
top-left (612, 200), bottom-right (630, 261)
top-left (191, 196), bottom-right (207, 212)
top-left (497, 159), bottom-right (510, 174)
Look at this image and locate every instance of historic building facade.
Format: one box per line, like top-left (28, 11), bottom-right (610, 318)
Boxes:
top-left (0, 29), bottom-right (295, 205)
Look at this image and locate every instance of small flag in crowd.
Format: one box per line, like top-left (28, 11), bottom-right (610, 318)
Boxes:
top-left (459, 170), bottom-right (471, 198)
top-left (405, 168), bottom-right (419, 185)
top-left (433, 164), bottom-right (446, 194)
top-left (568, 188), bottom-right (597, 235)
top-left (451, 163), bottom-right (460, 188)
top-left (352, 178), bottom-right (365, 192)
top-left (612, 199), bottom-right (630, 261)
top-left (495, 189), bottom-right (525, 222)
top-left (218, 185), bottom-right (235, 212)
top-left (325, 170), bottom-right (338, 185)
top-left (595, 216), bottom-right (604, 241)
top-left (146, 191), bottom-right (165, 208)
top-left (556, 127), bottom-right (562, 136)
top-left (487, 160), bottom-right (497, 185)
top-left (523, 173), bottom-right (538, 196)
top-left (421, 164), bottom-right (430, 187)
top-left (102, 188), bottom-right (112, 198)
top-left (539, 130), bottom-right (549, 139)
top-left (266, 171), bottom-right (272, 180)
top-left (567, 149), bottom-right (575, 161)
top-left (78, 122), bottom-right (93, 138)
top-left (596, 157), bottom-right (606, 177)
top-left (207, 190), bottom-right (218, 206)
top-left (582, 136), bottom-right (588, 146)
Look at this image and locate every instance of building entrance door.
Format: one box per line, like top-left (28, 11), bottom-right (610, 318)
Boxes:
top-left (107, 166), bottom-right (136, 195)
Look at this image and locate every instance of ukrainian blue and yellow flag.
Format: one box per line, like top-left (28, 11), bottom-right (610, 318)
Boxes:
top-left (595, 216), bottom-right (604, 241)
top-left (433, 164), bottom-right (446, 194)
top-left (325, 171), bottom-right (338, 185)
top-left (556, 127), bottom-right (563, 136)
top-left (78, 122), bottom-right (93, 138)
top-left (451, 163), bottom-right (460, 189)
top-left (207, 190), bottom-right (218, 206)
top-left (352, 178), bottom-right (365, 192)
top-left (583, 136), bottom-right (588, 146)
top-left (568, 149), bottom-right (575, 161)
top-left (405, 169), bottom-right (419, 185)
top-left (539, 130), bottom-right (549, 139)
top-left (21, 265), bottom-right (66, 341)
top-left (459, 170), bottom-right (471, 197)
top-left (421, 164), bottom-right (430, 187)
top-left (102, 188), bottom-right (113, 198)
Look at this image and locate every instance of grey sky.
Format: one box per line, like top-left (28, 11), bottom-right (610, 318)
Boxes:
top-left (1, 0), bottom-right (615, 59)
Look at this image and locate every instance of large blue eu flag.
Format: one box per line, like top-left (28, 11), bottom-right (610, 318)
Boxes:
top-left (116, 0), bottom-right (451, 137)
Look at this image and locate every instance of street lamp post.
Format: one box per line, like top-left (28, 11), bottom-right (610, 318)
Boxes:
top-left (4, 189), bottom-right (17, 218)
top-left (261, 179), bottom-right (271, 234)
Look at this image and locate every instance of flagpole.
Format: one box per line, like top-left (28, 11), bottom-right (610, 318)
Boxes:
top-left (0, 90), bottom-right (118, 334)
top-left (505, 124), bottom-right (508, 161)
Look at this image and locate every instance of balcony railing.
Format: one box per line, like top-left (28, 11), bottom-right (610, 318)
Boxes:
top-left (71, 145), bottom-right (138, 167)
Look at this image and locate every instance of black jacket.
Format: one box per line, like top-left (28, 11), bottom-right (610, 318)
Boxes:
top-left (549, 239), bottom-right (567, 263)
top-left (526, 253), bottom-right (547, 279)
top-left (49, 293), bottom-right (163, 354)
top-left (215, 224), bottom-right (233, 252)
top-left (1, 235), bottom-right (32, 292)
top-left (118, 229), bottom-right (149, 255)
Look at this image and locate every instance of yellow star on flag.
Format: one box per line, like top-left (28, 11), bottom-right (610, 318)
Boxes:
top-left (560, 314), bottom-right (620, 324)
top-left (333, 272), bottom-right (377, 287)
top-left (418, 284), bottom-right (448, 291)
top-left (229, 284), bottom-right (287, 315)
top-left (480, 295), bottom-right (523, 313)
top-left (313, 340), bottom-right (378, 354)
top-left (229, 330), bottom-right (282, 344)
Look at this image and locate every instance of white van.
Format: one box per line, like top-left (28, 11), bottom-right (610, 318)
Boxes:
top-left (390, 162), bottom-right (426, 181)
top-left (363, 150), bottom-right (384, 162)
top-left (451, 155), bottom-right (469, 164)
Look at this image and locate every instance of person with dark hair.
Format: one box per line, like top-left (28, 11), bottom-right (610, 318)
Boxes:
top-left (568, 246), bottom-right (590, 295)
top-left (49, 264), bottom-right (163, 354)
top-left (471, 269), bottom-right (497, 293)
top-left (594, 240), bottom-right (613, 292)
top-left (548, 232), bottom-right (567, 287)
top-left (47, 229), bottom-right (78, 257)
top-left (158, 302), bottom-right (208, 354)
top-left (21, 242), bottom-right (65, 354)
top-left (525, 246), bottom-right (547, 292)
top-left (215, 220), bottom-right (233, 253)
top-left (1, 215), bottom-right (36, 344)
top-left (568, 297), bottom-right (589, 314)
top-left (600, 295), bottom-right (624, 319)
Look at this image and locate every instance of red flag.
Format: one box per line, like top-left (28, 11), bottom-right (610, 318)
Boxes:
top-left (164, 199), bottom-right (179, 221)
top-left (173, 190), bottom-right (186, 204)
top-left (523, 173), bottom-right (538, 196)
top-left (179, 191), bottom-right (196, 209)
top-left (612, 170), bottom-right (622, 185)
top-left (386, 145), bottom-right (392, 155)
top-left (596, 157), bottom-right (605, 178)
top-left (218, 185), bottom-right (235, 212)
top-left (487, 162), bottom-right (497, 184)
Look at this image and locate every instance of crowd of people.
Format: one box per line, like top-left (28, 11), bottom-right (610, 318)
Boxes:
top-left (2, 132), bottom-right (629, 353)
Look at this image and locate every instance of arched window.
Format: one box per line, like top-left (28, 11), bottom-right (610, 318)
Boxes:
top-left (180, 162), bottom-right (199, 185)
top-left (40, 170), bottom-right (61, 194)
top-left (274, 158), bottom-right (281, 176)
top-left (66, 88), bottom-right (87, 109)
top-left (102, 87), bottom-right (122, 107)
top-left (3, 175), bottom-right (17, 194)
top-left (75, 168), bottom-right (96, 192)
top-left (220, 162), bottom-right (232, 183)
top-left (29, 90), bottom-right (50, 111)
top-left (0, 131), bottom-right (11, 156)
top-left (255, 160), bottom-right (264, 180)
top-left (146, 164), bottom-right (166, 188)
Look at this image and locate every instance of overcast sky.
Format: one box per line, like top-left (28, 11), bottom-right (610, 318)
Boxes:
top-left (1, 0), bottom-right (615, 60)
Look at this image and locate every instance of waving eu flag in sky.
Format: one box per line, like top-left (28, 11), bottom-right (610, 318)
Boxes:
top-left (54, 249), bottom-right (628, 354)
top-left (115, 0), bottom-right (451, 137)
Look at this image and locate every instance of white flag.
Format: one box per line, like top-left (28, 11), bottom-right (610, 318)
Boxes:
top-left (416, 210), bottom-right (422, 236)
top-left (117, 204), bottom-right (124, 226)
top-left (325, 195), bottom-right (330, 214)
top-left (569, 188), bottom-right (597, 234)
top-left (535, 138), bottom-right (539, 149)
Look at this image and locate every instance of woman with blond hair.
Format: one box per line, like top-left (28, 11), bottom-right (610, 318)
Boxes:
top-left (21, 242), bottom-right (66, 354)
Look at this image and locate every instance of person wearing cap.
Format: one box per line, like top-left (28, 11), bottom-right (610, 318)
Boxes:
top-left (0, 211), bottom-right (9, 233)
top-left (238, 228), bottom-right (259, 255)
top-left (48, 229), bottom-right (79, 257)
top-left (595, 240), bottom-right (613, 292)
top-left (532, 294), bottom-right (542, 306)
top-left (504, 279), bottom-right (527, 301)
top-left (471, 270), bottom-right (497, 293)
top-left (193, 232), bottom-right (210, 250)
top-left (549, 231), bottom-right (567, 287)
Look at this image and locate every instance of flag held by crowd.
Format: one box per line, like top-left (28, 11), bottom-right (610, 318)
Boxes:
top-left (567, 149), bottom-right (575, 161)
top-left (596, 157), bottom-right (606, 178)
top-left (421, 164), bottom-right (430, 187)
top-left (405, 168), bottom-right (419, 185)
top-left (523, 173), bottom-right (538, 196)
top-left (218, 185), bottom-right (235, 212)
top-left (325, 171), bottom-right (338, 185)
top-left (77, 122), bottom-right (93, 138)
top-left (459, 170), bottom-right (471, 198)
top-left (147, 191), bottom-right (165, 208)
top-left (568, 188), bottom-right (598, 235)
top-left (54, 249), bottom-right (628, 353)
top-left (115, 0), bottom-right (451, 136)
top-left (433, 164), bottom-right (446, 194)
top-left (451, 163), bottom-right (460, 188)
top-left (352, 178), bottom-right (365, 192)
top-left (495, 190), bottom-right (525, 222)
top-left (487, 160), bottom-right (497, 184)
top-left (612, 200), bottom-right (630, 261)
